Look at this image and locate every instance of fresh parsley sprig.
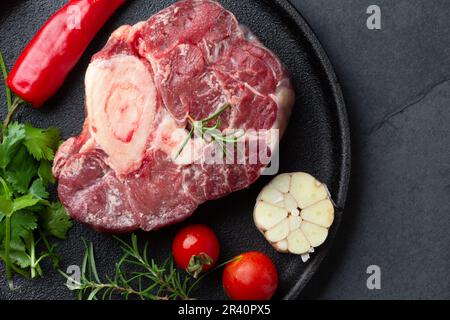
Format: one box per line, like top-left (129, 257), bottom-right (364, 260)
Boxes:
top-left (0, 50), bottom-right (72, 289)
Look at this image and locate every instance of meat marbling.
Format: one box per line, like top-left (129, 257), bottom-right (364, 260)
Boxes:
top-left (53, 0), bottom-right (295, 232)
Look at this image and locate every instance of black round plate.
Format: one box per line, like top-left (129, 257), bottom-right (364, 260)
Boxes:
top-left (0, 0), bottom-right (350, 300)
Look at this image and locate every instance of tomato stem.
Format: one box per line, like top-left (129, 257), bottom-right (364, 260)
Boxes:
top-left (188, 255), bottom-right (241, 295)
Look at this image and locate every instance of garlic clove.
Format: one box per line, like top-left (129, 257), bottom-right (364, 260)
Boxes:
top-left (301, 221), bottom-right (328, 247)
top-left (287, 229), bottom-right (311, 254)
top-left (254, 201), bottom-right (289, 231)
top-left (301, 199), bottom-right (334, 228)
top-left (290, 172), bottom-right (328, 209)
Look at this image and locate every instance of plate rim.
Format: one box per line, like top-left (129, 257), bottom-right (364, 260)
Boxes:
top-left (271, 0), bottom-right (352, 300)
top-left (0, 0), bottom-right (351, 300)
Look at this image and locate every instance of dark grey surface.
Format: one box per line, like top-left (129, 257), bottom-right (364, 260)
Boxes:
top-left (291, 0), bottom-right (450, 299)
top-left (0, 0), bottom-right (448, 300)
top-left (0, 0), bottom-right (350, 299)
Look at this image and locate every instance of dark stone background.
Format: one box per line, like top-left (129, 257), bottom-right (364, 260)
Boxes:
top-left (0, 0), bottom-right (449, 300)
top-left (291, 0), bottom-right (450, 299)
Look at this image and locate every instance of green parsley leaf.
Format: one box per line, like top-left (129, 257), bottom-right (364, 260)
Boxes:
top-left (38, 160), bottom-right (55, 186)
top-left (23, 124), bottom-right (60, 161)
top-left (0, 177), bottom-right (13, 199)
top-left (0, 241), bottom-right (32, 269)
top-left (5, 210), bottom-right (38, 268)
top-left (13, 194), bottom-right (41, 212)
top-left (0, 122), bottom-right (26, 169)
top-left (11, 210), bottom-right (37, 241)
top-left (40, 202), bottom-right (72, 240)
top-left (7, 250), bottom-right (30, 269)
top-left (0, 196), bottom-right (13, 220)
top-left (5, 147), bottom-right (38, 194)
top-left (0, 50), bottom-right (73, 282)
top-left (29, 179), bottom-right (49, 199)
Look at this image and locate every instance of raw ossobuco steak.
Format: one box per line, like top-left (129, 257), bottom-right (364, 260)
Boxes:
top-left (53, 0), bottom-right (295, 232)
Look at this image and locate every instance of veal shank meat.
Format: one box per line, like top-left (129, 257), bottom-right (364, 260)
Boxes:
top-left (53, 0), bottom-right (295, 232)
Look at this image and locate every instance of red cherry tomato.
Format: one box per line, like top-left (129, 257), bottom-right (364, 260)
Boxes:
top-left (223, 252), bottom-right (278, 300)
top-left (172, 225), bottom-right (220, 277)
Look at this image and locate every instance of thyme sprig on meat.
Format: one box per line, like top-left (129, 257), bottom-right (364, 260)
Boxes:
top-left (176, 103), bottom-right (244, 158)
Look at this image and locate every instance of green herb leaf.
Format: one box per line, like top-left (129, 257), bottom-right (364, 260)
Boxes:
top-left (0, 177), bottom-right (13, 199)
top-left (40, 202), bottom-right (72, 240)
top-left (10, 211), bottom-right (38, 241)
top-left (0, 210), bottom-right (38, 268)
top-left (29, 179), bottom-right (49, 199)
top-left (0, 49), bottom-right (73, 284)
top-left (7, 250), bottom-right (30, 269)
top-left (38, 160), bottom-right (55, 186)
top-left (13, 194), bottom-right (41, 212)
top-left (5, 147), bottom-right (38, 194)
top-left (176, 103), bottom-right (240, 158)
top-left (23, 124), bottom-right (61, 161)
top-left (0, 196), bottom-right (13, 219)
top-left (0, 122), bottom-right (26, 169)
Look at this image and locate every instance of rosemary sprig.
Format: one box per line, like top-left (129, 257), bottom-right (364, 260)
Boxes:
top-left (60, 234), bottom-right (195, 300)
top-left (176, 103), bottom-right (244, 158)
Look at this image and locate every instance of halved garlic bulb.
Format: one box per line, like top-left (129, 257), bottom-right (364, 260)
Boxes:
top-left (253, 172), bottom-right (335, 260)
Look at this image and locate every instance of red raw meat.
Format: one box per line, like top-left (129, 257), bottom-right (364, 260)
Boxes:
top-left (53, 0), bottom-right (295, 232)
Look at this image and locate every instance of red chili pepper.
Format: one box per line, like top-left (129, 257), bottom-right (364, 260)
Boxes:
top-left (7, 0), bottom-right (126, 108)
